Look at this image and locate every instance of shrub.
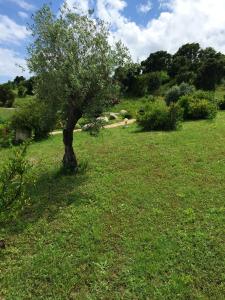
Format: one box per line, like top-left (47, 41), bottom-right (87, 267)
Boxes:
top-left (165, 83), bottom-right (195, 105)
top-left (179, 82), bottom-right (195, 96)
top-left (158, 71), bottom-right (170, 84)
top-left (0, 123), bottom-right (14, 147)
top-left (82, 118), bottom-right (105, 136)
top-left (0, 85), bottom-right (15, 107)
top-left (18, 85), bottom-right (27, 98)
top-left (178, 94), bottom-right (217, 120)
top-left (11, 99), bottom-right (56, 140)
top-left (165, 85), bottom-right (181, 105)
top-left (0, 143), bottom-right (30, 216)
top-left (137, 100), bottom-right (183, 131)
top-left (193, 90), bottom-right (215, 102)
top-left (218, 95), bottom-right (225, 110)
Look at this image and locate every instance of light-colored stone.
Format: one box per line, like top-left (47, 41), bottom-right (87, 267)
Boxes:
top-left (109, 113), bottom-right (118, 120)
top-left (82, 123), bottom-right (93, 131)
top-left (120, 110), bottom-right (128, 116)
top-left (96, 116), bottom-right (109, 123)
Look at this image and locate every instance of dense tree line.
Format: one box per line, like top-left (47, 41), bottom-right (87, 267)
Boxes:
top-left (116, 43), bottom-right (225, 95)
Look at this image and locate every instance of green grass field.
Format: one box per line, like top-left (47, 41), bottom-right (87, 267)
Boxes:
top-left (0, 111), bottom-right (225, 299)
top-left (0, 108), bottom-right (15, 122)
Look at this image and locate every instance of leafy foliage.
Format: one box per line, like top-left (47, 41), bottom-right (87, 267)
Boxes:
top-left (0, 123), bottom-right (14, 147)
top-left (11, 99), bottom-right (56, 140)
top-left (0, 143), bottom-right (30, 215)
top-left (178, 93), bottom-right (217, 120)
top-left (27, 4), bottom-right (130, 120)
top-left (218, 95), bottom-right (225, 110)
top-left (165, 83), bottom-right (195, 105)
top-left (137, 100), bottom-right (183, 131)
top-left (0, 84), bottom-right (15, 107)
top-left (141, 50), bottom-right (172, 73)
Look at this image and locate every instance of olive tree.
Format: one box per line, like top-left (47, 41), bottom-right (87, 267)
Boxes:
top-left (27, 4), bottom-right (129, 170)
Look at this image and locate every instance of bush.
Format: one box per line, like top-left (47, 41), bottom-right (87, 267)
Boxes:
top-left (165, 83), bottom-right (195, 105)
top-left (0, 85), bottom-right (15, 107)
top-left (11, 99), bottom-right (56, 140)
top-left (158, 71), bottom-right (170, 84)
top-left (0, 143), bottom-right (30, 216)
top-left (82, 118), bottom-right (105, 136)
top-left (165, 85), bottom-right (181, 105)
top-left (179, 82), bottom-right (195, 96)
top-left (137, 100), bottom-right (183, 131)
top-left (178, 94), bottom-right (217, 120)
top-left (218, 95), bottom-right (225, 110)
top-left (0, 123), bottom-right (14, 147)
top-left (18, 85), bottom-right (27, 98)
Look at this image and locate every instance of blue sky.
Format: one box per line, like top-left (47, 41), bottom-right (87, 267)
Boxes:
top-left (1, 0), bottom-right (225, 83)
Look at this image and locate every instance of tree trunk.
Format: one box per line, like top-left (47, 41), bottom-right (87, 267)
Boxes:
top-left (63, 108), bottom-right (81, 171)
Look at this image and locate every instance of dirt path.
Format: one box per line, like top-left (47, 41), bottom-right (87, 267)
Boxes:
top-left (51, 119), bottom-right (136, 135)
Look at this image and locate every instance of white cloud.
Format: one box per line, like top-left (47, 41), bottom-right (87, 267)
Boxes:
top-left (137, 1), bottom-right (152, 14)
top-left (8, 0), bottom-right (35, 11)
top-left (18, 11), bottom-right (29, 19)
top-left (0, 15), bottom-right (29, 43)
top-left (0, 48), bottom-right (29, 78)
top-left (93, 0), bottom-right (225, 61)
top-left (3, 0), bottom-right (225, 81)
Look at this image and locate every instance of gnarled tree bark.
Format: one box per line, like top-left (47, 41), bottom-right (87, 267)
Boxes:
top-left (63, 106), bottom-right (82, 171)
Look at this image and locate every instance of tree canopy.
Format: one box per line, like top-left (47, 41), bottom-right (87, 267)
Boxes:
top-left (27, 4), bottom-right (130, 170)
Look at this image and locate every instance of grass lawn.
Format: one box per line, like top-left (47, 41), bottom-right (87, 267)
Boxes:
top-left (0, 112), bottom-right (225, 299)
top-left (0, 108), bottom-right (15, 122)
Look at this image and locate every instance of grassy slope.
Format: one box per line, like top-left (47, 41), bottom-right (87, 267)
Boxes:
top-left (0, 96), bottom-right (35, 123)
top-left (0, 113), bottom-right (225, 299)
top-left (0, 108), bottom-right (15, 122)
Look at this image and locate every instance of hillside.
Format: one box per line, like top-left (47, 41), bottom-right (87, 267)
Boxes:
top-left (0, 113), bottom-right (225, 299)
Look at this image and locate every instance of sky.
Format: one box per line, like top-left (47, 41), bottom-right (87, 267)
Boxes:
top-left (1, 0), bottom-right (225, 82)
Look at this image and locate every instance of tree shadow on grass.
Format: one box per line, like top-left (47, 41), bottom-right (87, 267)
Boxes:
top-left (0, 161), bottom-right (90, 236)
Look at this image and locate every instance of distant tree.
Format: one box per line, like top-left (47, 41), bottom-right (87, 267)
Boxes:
top-left (23, 77), bottom-right (35, 95)
top-left (195, 58), bottom-right (225, 90)
top-left (169, 43), bottom-right (201, 79)
top-left (195, 47), bottom-right (225, 90)
top-left (175, 43), bottom-right (201, 64)
top-left (141, 51), bottom-right (172, 73)
top-left (27, 4), bottom-right (129, 171)
top-left (13, 76), bottom-right (26, 86)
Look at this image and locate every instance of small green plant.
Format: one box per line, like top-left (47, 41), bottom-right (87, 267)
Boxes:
top-left (0, 142), bottom-right (31, 217)
top-left (88, 119), bottom-right (106, 136)
top-left (137, 100), bottom-right (183, 131)
top-left (0, 123), bottom-right (14, 147)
